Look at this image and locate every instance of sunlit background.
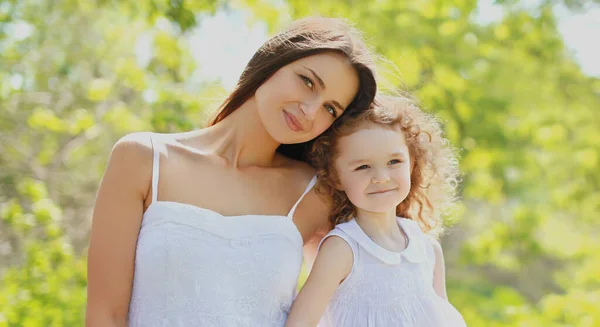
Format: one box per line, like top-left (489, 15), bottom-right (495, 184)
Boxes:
top-left (1, 0), bottom-right (599, 326)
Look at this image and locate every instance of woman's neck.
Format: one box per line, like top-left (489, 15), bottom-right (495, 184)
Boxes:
top-left (193, 97), bottom-right (282, 168)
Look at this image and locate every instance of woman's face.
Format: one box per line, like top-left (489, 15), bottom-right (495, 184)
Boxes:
top-left (254, 52), bottom-right (360, 144)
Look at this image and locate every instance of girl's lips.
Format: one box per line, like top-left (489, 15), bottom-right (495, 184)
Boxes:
top-left (368, 188), bottom-right (398, 195)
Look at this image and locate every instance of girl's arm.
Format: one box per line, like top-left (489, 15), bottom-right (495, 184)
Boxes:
top-left (430, 238), bottom-right (449, 300)
top-left (285, 236), bottom-right (353, 327)
top-left (86, 133), bottom-right (153, 326)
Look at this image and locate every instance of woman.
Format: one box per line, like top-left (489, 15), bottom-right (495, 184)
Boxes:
top-left (86, 16), bottom-right (377, 326)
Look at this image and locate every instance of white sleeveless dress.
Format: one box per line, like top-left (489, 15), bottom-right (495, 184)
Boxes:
top-left (127, 136), bottom-right (317, 326)
top-left (318, 218), bottom-right (467, 327)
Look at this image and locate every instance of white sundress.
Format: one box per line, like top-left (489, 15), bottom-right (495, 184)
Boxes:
top-left (127, 135), bottom-right (317, 327)
top-left (318, 217), bottom-right (467, 327)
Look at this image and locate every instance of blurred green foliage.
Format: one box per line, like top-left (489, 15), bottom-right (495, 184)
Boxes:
top-left (1, 0), bottom-right (598, 326)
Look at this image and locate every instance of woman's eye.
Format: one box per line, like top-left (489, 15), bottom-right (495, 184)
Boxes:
top-left (325, 104), bottom-right (337, 118)
top-left (300, 75), bottom-right (314, 89)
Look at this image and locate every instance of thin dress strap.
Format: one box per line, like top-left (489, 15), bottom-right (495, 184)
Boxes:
top-left (286, 175), bottom-right (318, 219)
top-left (149, 134), bottom-right (160, 203)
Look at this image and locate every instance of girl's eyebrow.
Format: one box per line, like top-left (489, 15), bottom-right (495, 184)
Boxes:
top-left (390, 152), bottom-right (409, 158)
top-left (348, 159), bottom-right (368, 166)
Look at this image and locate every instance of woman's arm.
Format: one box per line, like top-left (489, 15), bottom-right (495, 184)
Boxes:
top-left (85, 133), bottom-right (153, 326)
top-left (285, 236), bottom-right (353, 327)
top-left (302, 227), bottom-right (328, 273)
top-left (295, 185), bottom-right (332, 271)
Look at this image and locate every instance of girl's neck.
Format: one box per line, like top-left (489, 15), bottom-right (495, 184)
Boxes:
top-left (355, 208), bottom-right (405, 248)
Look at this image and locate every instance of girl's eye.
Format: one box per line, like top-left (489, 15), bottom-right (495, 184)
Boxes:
top-left (300, 75), bottom-right (314, 89)
top-left (389, 159), bottom-right (403, 165)
top-left (325, 104), bottom-right (337, 118)
top-left (355, 165), bottom-right (370, 171)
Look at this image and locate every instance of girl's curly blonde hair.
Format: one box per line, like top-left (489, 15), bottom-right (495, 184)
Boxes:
top-left (310, 94), bottom-right (460, 235)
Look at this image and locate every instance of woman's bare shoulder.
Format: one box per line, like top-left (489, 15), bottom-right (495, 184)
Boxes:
top-left (106, 132), bottom-right (156, 196)
top-left (111, 132), bottom-right (154, 164)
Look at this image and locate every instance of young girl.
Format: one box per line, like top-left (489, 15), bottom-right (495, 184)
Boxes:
top-left (285, 95), bottom-right (466, 327)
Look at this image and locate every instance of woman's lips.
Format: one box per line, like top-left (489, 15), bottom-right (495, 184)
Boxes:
top-left (283, 110), bottom-right (304, 132)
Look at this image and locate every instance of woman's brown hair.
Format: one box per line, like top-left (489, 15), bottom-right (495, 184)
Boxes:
top-left (310, 95), bottom-right (460, 235)
top-left (208, 16), bottom-right (377, 162)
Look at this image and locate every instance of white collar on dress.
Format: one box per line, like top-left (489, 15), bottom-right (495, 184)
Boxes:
top-left (336, 217), bottom-right (428, 265)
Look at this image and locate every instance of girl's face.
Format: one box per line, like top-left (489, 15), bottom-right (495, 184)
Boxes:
top-left (254, 52), bottom-right (360, 144)
top-left (334, 124), bottom-right (412, 215)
